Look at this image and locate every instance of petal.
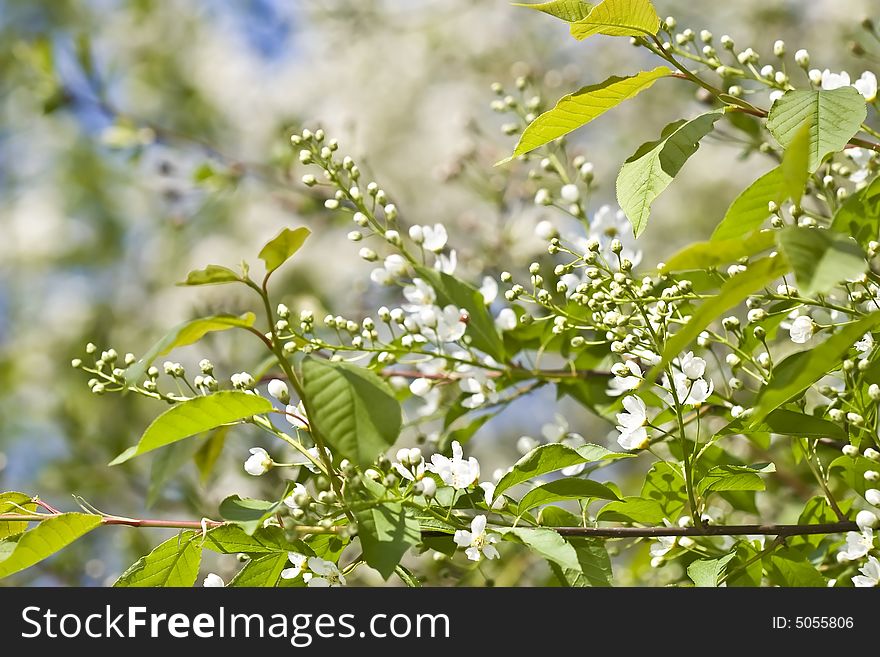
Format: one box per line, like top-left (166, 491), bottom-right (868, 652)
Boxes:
top-left (471, 514), bottom-right (487, 535)
top-left (453, 530), bottom-right (473, 547)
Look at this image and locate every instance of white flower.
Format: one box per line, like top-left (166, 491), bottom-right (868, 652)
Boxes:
top-left (866, 489), bottom-right (880, 507)
top-left (479, 481), bottom-right (504, 510)
top-left (852, 555), bottom-right (880, 587)
top-left (665, 372), bottom-right (714, 407)
top-left (392, 453), bottom-right (426, 483)
top-left (434, 250), bottom-right (457, 274)
top-left (560, 183), bottom-right (580, 203)
top-left (283, 483), bottom-right (308, 510)
top-left (857, 510), bottom-right (879, 530)
top-left (838, 529), bottom-right (874, 561)
top-left (650, 535), bottom-right (676, 559)
top-left (402, 278), bottom-right (436, 310)
top-left (286, 401), bottom-right (309, 431)
top-left (370, 254), bottom-right (409, 285)
top-left (280, 552), bottom-right (309, 580)
top-left (267, 379), bottom-right (289, 404)
top-left (608, 361), bottom-right (642, 397)
top-left (302, 445), bottom-right (333, 474)
top-left (203, 573), bottom-right (225, 587)
top-left (789, 315), bottom-right (814, 344)
top-left (855, 71), bottom-right (878, 102)
top-left (821, 69), bottom-right (851, 90)
top-left (244, 447), bottom-right (272, 476)
top-left (494, 308), bottom-right (517, 331)
top-left (427, 440), bottom-right (480, 489)
top-left (459, 374), bottom-right (498, 409)
top-left (306, 557), bottom-right (346, 587)
top-left (433, 305), bottom-right (467, 342)
top-left (421, 224), bottom-right (448, 252)
top-left (480, 276), bottom-right (498, 304)
top-left (846, 147), bottom-right (875, 183)
top-left (679, 351), bottom-right (706, 379)
top-left (616, 396), bottom-right (649, 450)
top-left (453, 515), bottom-right (500, 561)
top-left (856, 332), bottom-right (874, 356)
top-left (534, 220), bottom-right (557, 240)
top-left (409, 377), bottom-right (432, 397)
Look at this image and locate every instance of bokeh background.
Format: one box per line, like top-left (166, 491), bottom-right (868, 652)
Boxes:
top-left (1, 0), bottom-right (876, 585)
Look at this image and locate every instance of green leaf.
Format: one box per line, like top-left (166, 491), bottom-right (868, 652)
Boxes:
top-left (662, 230), bottom-right (776, 271)
top-left (356, 502), bottom-right (420, 580)
top-left (766, 88), bottom-right (867, 172)
top-left (258, 226), bottom-right (311, 275)
top-left (0, 492), bottom-right (36, 540)
top-left (494, 443), bottom-right (631, 497)
top-left (110, 391), bottom-right (273, 465)
top-left (518, 478), bottom-right (620, 514)
top-left (551, 538), bottom-right (613, 587)
top-left (415, 268), bottom-right (507, 360)
top-left (497, 527), bottom-right (580, 571)
top-left (504, 67), bottom-right (670, 161)
top-left (831, 175), bottom-right (880, 248)
top-left (114, 531), bottom-right (202, 587)
top-left (194, 426), bottom-right (229, 483)
top-left (0, 513), bottom-right (102, 580)
top-left (751, 313), bottom-right (880, 424)
top-left (125, 313), bottom-right (257, 384)
top-left (794, 496), bottom-right (852, 548)
top-left (512, 0), bottom-right (593, 21)
top-left (780, 121), bottom-right (811, 204)
top-left (205, 525), bottom-right (291, 554)
top-left (230, 553), bottom-right (290, 587)
top-left (687, 552), bottom-right (736, 587)
top-left (177, 264), bottom-right (242, 287)
top-left (829, 455), bottom-right (877, 497)
top-left (301, 356), bottom-right (401, 466)
top-left (719, 408), bottom-right (846, 440)
top-left (766, 549), bottom-right (826, 587)
top-left (648, 255), bottom-right (790, 382)
top-left (776, 227), bottom-right (866, 297)
top-left (597, 497), bottom-right (665, 523)
top-left (640, 461), bottom-right (687, 518)
top-left (617, 111), bottom-right (723, 237)
top-left (146, 440), bottom-right (199, 508)
top-left (698, 464), bottom-right (774, 495)
top-left (569, 0), bottom-right (660, 39)
top-left (219, 496), bottom-right (282, 536)
top-left (711, 167), bottom-right (785, 240)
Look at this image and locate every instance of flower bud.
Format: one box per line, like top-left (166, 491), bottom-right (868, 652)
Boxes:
top-left (358, 248), bottom-right (378, 262)
top-left (267, 379), bottom-right (290, 404)
top-left (865, 448), bottom-right (880, 462)
top-left (842, 444), bottom-right (859, 457)
top-left (856, 510), bottom-right (878, 529)
top-left (794, 49), bottom-right (810, 68)
top-left (867, 470), bottom-right (880, 482)
top-left (866, 489), bottom-right (880, 506)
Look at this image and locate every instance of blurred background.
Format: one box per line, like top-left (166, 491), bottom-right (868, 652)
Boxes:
top-left (0, 0), bottom-right (876, 585)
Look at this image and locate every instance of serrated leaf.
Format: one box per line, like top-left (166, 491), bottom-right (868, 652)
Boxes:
top-left (831, 175), bottom-right (880, 248)
top-left (494, 443), bottom-right (631, 497)
top-left (230, 553), bottom-right (290, 587)
top-left (497, 527), bottom-right (580, 571)
top-left (205, 525), bottom-right (291, 554)
top-left (780, 121), bottom-right (811, 204)
top-left (0, 492), bottom-right (36, 540)
top-left (569, 0), bottom-right (660, 39)
top-left (356, 502), bottom-right (420, 580)
top-left (617, 111), bottom-right (723, 237)
top-left (662, 230), bottom-right (776, 271)
top-left (504, 67), bottom-right (670, 161)
top-left (711, 167), bottom-right (785, 240)
top-left (177, 265), bottom-right (242, 287)
top-left (687, 552), bottom-right (735, 587)
top-left (648, 255), bottom-right (790, 382)
top-left (550, 538), bottom-right (613, 586)
top-left (125, 313), bottom-right (257, 384)
top-left (301, 356), bottom-right (401, 467)
top-left (219, 496), bottom-right (282, 536)
top-left (776, 227), bottom-right (866, 297)
top-left (766, 549), bottom-right (826, 587)
top-left (513, 0), bottom-right (593, 21)
top-left (0, 513), bottom-right (102, 580)
top-left (518, 478), bottom-right (620, 514)
top-left (258, 226), bottom-right (311, 275)
top-left (829, 455), bottom-right (877, 497)
top-left (110, 392), bottom-right (273, 465)
top-left (596, 497), bottom-right (665, 523)
top-left (114, 531), bottom-right (202, 587)
top-left (414, 268), bottom-right (507, 360)
top-left (767, 88), bottom-right (867, 172)
top-left (719, 408), bottom-right (846, 440)
top-left (751, 312), bottom-right (880, 425)
top-left (698, 464), bottom-right (773, 495)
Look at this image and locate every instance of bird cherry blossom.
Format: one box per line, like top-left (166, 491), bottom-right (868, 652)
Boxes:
top-left (244, 447), bottom-right (273, 476)
top-left (616, 395), bottom-right (649, 450)
top-left (453, 514), bottom-right (501, 561)
top-left (427, 440), bottom-right (480, 489)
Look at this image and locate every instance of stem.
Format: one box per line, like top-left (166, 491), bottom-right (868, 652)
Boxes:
top-left (666, 367), bottom-right (701, 525)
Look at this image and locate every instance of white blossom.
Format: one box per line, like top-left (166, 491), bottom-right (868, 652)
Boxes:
top-left (283, 483), bottom-right (308, 510)
top-left (855, 71), bottom-right (878, 102)
top-left (821, 69), bottom-right (851, 90)
top-left (856, 332), bottom-right (874, 356)
top-left (852, 555), bottom-right (880, 587)
top-left (616, 395), bottom-right (649, 450)
top-left (307, 558), bottom-right (346, 587)
top-left (402, 278), bottom-right (436, 311)
top-left (203, 573), bottom-right (225, 587)
top-left (244, 447), bottom-right (272, 476)
top-left (267, 378), bottom-right (289, 404)
top-left (280, 553), bottom-right (309, 581)
top-left (838, 529), bottom-right (874, 561)
top-left (607, 360), bottom-right (642, 396)
top-left (679, 351), bottom-right (706, 379)
top-left (560, 183), bottom-right (580, 203)
top-left (480, 276), bottom-right (499, 304)
top-left (494, 308), bottom-right (517, 331)
top-left (427, 440), bottom-right (480, 489)
top-left (856, 509), bottom-right (879, 530)
top-left (286, 401), bottom-right (309, 431)
top-left (421, 224), bottom-right (448, 252)
top-left (453, 514), bottom-right (500, 561)
top-left (789, 315), bottom-right (814, 344)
